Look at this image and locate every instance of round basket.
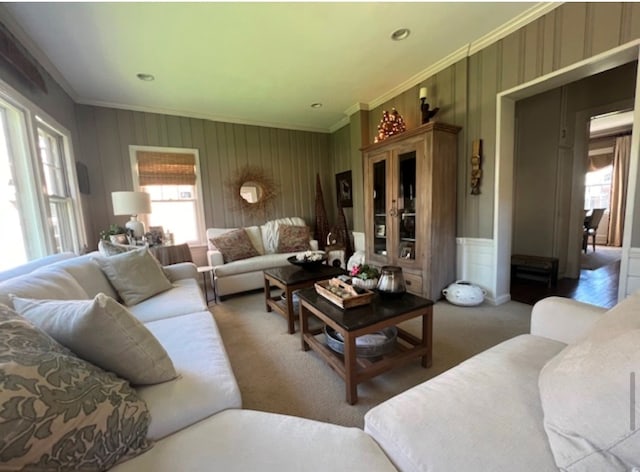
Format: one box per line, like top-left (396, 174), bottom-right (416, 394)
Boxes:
top-left (324, 326), bottom-right (397, 358)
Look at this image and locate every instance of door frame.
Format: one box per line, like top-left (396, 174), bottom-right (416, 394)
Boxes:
top-left (494, 40), bottom-right (640, 303)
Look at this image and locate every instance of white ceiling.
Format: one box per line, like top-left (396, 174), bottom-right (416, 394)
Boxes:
top-left (3, 2), bottom-right (549, 132)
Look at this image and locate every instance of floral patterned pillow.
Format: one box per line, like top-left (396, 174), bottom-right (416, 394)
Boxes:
top-left (277, 225), bottom-right (311, 252)
top-left (211, 228), bottom-right (260, 263)
top-left (0, 304), bottom-right (152, 469)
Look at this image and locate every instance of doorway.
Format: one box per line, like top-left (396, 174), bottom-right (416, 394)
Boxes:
top-left (494, 42), bottom-right (640, 308)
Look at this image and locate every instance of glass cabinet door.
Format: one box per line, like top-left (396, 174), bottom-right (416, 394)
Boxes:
top-left (397, 150), bottom-right (417, 261)
top-left (372, 159), bottom-right (387, 256)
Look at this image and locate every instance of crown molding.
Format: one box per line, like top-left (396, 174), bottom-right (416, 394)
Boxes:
top-left (76, 98), bottom-right (331, 134)
top-left (330, 2), bottom-right (562, 132)
top-left (468, 2), bottom-right (562, 56)
top-left (0, 5), bottom-right (78, 101)
top-left (328, 116), bottom-right (350, 133)
top-left (369, 44), bottom-right (469, 111)
top-left (344, 102), bottom-right (369, 116)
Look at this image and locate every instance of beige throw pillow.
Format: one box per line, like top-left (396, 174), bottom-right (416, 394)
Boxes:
top-left (0, 303), bottom-right (152, 469)
top-left (211, 228), bottom-right (260, 263)
top-left (11, 293), bottom-right (177, 385)
top-left (98, 239), bottom-right (138, 256)
top-left (277, 224), bottom-right (311, 252)
top-left (538, 291), bottom-right (640, 470)
top-left (93, 247), bottom-right (172, 305)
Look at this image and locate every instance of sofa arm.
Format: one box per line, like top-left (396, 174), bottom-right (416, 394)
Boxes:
top-left (530, 296), bottom-right (606, 344)
top-left (207, 249), bottom-right (224, 267)
top-left (163, 262), bottom-right (198, 282)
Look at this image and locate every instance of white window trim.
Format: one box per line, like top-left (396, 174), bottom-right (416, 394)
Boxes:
top-left (0, 77), bottom-right (86, 256)
top-left (128, 145), bottom-right (206, 246)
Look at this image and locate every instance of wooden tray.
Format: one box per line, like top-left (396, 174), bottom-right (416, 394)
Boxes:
top-left (315, 278), bottom-right (374, 309)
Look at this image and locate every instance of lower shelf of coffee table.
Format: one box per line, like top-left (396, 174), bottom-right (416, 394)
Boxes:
top-left (304, 327), bottom-right (427, 377)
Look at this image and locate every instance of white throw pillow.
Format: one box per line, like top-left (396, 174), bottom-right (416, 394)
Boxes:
top-left (11, 292), bottom-right (177, 385)
top-left (98, 239), bottom-right (138, 257)
top-left (93, 247), bottom-right (172, 305)
top-left (538, 291), bottom-right (640, 470)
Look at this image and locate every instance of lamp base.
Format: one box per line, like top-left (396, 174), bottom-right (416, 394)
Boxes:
top-left (125, 217), bottom-right (145, 238)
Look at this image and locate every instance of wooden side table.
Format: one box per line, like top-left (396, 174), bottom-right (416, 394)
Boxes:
top-left (149, 243), bottom-right (193, 266)
top-left (197, 265), bottom-right (216, 305)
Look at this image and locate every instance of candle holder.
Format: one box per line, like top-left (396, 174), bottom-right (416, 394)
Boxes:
top-left (419, 87), bottom-right (439, 124)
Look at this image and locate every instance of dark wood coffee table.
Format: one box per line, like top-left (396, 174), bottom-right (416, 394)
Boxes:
top-left (263, 265), bottom-right (345, 334)
top-left (296, 287), bottom-right (433, 404)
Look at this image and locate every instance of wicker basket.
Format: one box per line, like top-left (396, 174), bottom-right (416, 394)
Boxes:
top-left (324, 326), bottom-right (398, 358)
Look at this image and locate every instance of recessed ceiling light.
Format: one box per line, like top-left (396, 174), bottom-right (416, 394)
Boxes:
top-left (310, 103), bottom-right (323, 108)
top-left (390, 28), bottom-right (410, 41)
top-left (137, 73), bottom-right (155, 82)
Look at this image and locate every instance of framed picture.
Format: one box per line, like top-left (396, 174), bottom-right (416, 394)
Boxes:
top-left (335, 170), bottom-right (353, 208)
top-left (375, 224), bottom-right (386, 237)
top-left (109, 233), bottom-right (128, 245)
top-left (400, 243), bottom-right (414, 259)
top-left (148, 226), bottom-right (164, 246)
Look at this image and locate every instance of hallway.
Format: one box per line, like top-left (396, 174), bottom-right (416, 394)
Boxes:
top-left (510, 246), bottom-right (621, 309)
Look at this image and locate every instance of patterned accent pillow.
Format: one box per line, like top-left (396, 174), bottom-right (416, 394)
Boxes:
top-left (0, 303), bottom-right (152, 469)
top-left (98, 239), bottom-right (138, 257)
top-left (277, 225), bottom-right (311, 252)
top-left (211, 228), bottom-right (260, 263)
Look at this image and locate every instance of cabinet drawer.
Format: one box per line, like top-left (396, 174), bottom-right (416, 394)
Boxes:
top-left (404, 272), bottom-right (423, 296)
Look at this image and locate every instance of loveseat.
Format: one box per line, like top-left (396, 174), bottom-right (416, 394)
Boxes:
top-left (206, 216), bottom-right (319, 298)
top-left (365, 295), bottom-right (639, 471)
top-left (0, 250), bottom-right (396, 471)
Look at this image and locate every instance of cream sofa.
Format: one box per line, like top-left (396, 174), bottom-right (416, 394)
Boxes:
top-left (206, 216), bottom-right (319, 298)
top-left (364, 295), bottom-right (640, 471)
top-left (0, 252), bottom-right (396, 471)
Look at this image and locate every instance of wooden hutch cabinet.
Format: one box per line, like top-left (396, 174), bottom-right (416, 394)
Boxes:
top-left (361, 122), bottom-right (461, 299)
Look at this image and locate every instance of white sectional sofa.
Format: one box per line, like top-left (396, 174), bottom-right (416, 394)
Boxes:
top-left (206, 216), bottom-right (319, 298)
top-left (365, 295), bottom-right (638, 471)
top-left (0, 251), bottom-right (396, 471)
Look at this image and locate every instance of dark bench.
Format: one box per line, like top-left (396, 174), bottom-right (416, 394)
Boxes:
top-left (511, 254), bottom-right (559, 288)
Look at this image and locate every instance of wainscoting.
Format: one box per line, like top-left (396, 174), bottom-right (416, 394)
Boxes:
top-left (455, 238), bottom-right (500, 304)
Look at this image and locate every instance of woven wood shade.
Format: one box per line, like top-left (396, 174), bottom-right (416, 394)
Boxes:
top-left (137, 152), bottom-right (196, 186)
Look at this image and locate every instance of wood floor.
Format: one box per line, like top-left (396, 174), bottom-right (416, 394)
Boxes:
top-left (510, 258), bottom-right (620, 309)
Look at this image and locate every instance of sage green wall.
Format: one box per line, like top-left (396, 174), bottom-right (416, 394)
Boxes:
top-left (329, 124), bottom-right (351, 227)
top-left (350, 2), bottom-right (640, 242)
top-left (75, 105), bottom-right (331, 246)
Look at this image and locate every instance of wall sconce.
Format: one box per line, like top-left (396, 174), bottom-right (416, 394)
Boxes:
top-left (111, 191), bottom-right (151, 238)
top-left (419, 87), bottom-right (439, 124)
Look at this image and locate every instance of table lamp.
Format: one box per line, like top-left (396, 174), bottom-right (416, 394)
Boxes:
top-left (111, 191), bottom-right (151, 238)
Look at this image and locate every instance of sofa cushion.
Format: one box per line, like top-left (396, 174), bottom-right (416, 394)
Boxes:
top-left (128, 278), bottom-right (207, 323)
top-left (245, 225), bottom-right (265, 255)
top-left (214, 252), bottom-right (299, 277)
top-left (0, 252), bottom-right (76, 282)
top-left (211, 228), bottom-right (260, 263)
top-left (539, 292), bottom-right (640, 471)
top-left (48, 252), bottom-right (120, 300)
top-left (136, 311), bottom-right (242, 440)
top-left (364, 334), bottom-right (564, 472)
top-left (0, 266), bottom-right (88, 307)
top-left (111, 409), bottom-right (397, 472)
top-left (11, 293), bottom-right (177, 385)
top-left (261, 217), bottom-right (306, 254)
top-left (0, 303), bottom-right (151, 469)
top-left (94, 248), bottom-right (173, 306)
top-left (277, 224), bottom-right (311, 252)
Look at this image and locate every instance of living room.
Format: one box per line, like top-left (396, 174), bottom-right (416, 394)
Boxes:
top-left (1, 2), bottom-right (640, 471)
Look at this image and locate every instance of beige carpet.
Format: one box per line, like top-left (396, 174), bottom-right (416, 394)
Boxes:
top-left (211, 291), bottom-right (531, 429)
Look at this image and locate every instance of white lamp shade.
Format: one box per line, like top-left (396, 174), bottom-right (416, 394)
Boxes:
top-left (111, 191), bottom-right (151, 216)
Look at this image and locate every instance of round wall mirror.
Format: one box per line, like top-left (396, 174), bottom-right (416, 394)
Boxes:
top-left (240, 181), bottom-right (264, 204)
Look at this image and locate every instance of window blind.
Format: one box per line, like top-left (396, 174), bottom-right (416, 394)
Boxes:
top-left (137, 151), bottom-right (196, 186)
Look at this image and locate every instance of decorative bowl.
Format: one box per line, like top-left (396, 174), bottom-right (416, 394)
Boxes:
top-left (287, 251), bottom-right (327, 270)
top-left (352, 277), bottom-right (378, 290)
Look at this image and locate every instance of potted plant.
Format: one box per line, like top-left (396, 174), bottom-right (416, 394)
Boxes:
top-left (350, 264), bottom-right (380, 290)
top-left (99, 224), bottom-right (128, 241)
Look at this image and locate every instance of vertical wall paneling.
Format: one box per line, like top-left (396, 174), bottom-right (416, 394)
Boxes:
top-left (589, 3), bottom-right (622, 57)
top-left (558, 3), bottom-right (587, 69)
top-left (541, 9), bottom-right (556, 76)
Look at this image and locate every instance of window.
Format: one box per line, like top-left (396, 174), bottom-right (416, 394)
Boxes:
top-left (584, 165), bottom-right (612, 211)
top-left (130, 146), bottom-right (205, 245)
top-left (0, 81), bottom-right (84, 271)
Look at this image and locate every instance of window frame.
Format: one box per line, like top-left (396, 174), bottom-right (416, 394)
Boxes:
top-left (0, 77), bottom-right (85, 261)
top-left (128, 145), bottom-right (206, 246)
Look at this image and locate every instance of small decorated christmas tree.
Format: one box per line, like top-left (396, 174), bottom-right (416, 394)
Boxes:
top-left (374, 108), bottom-right (406, 143)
